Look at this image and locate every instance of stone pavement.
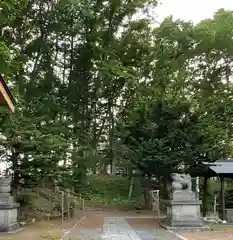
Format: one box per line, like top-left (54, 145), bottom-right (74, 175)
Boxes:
top-left (102, 217), bottom-right (141, 239)
top-left (71, 217), bottom-right (181, 240)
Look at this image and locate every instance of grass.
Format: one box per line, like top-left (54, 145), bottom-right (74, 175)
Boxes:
top-left (209, 223), bottom-right (233, 231)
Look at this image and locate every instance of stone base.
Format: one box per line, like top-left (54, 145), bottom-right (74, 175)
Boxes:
top-left (0, 203), bottom-right (19, 233)
top-left (165, 218), bottom-right (203, 227)
top-left (160, 219), bottom-right (209, 231)
top-left (172, 191), bottom-right (196, 201)
top-left (0, 222), bottom-right (20, 233)
top-left (163, 196), bottom-right (206, 231)
top-left (0, 194), bottom-right (14, 204)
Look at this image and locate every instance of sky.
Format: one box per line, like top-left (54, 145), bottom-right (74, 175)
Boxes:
top-left (156, 0), bottom-right (233, 24)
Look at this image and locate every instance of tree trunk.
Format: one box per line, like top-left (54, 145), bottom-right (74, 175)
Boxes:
top-left (141, 175), bottom-right (152, 209)
top-left (108, 99), bottom-right (116, 175)
top-left (11, 149), bottom-right (20, 199)
top-left (128, 177), bottom-right (134, 198)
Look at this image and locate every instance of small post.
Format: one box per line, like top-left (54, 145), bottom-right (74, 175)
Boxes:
top-left (220, 177), bottom-right (226, 220)
top-left (67, 192), bottom-right (70, 220)
top-left (214, 194), bottom-right (217, 216)
top-left (203, 176), bottom-right (208, 218)
top-left (61, 191), bottom-right (64, 229)
top-left (157, 192), bottom-right (160, 217)
top-left (196, 177), bottom-right (200, 199)
top-left (75, 201), bottom-right (77, 215)
top-left (80, 194), bottom-right (82, 210)
top-left (128, 177), bottom-right (133, 199)
top-left (82, 198), bottom-right (84, 212)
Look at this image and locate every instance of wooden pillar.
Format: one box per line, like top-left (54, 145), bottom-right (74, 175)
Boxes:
top-left (220, 176), bottom-right (226, 220)
top-left (203, 175), bottom-right (208, 217)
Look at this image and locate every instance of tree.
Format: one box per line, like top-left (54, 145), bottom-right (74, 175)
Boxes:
top-left (2, 0), bottom-right (233, 206)
top-left (118, 10), bottom-right (233, 204)
top-left (0, 0), bottom-right (159, 193)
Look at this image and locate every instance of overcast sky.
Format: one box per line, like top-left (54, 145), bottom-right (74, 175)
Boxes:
top-left (156, 0), bottom-right (233, 23)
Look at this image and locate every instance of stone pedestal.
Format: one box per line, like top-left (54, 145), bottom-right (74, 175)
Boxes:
top-left (0, 177), bottom-right (20, 232)
top-left (165, 199), bottom-right (203, 227)
top-left (0, 203), bottom-right (19, 232)
top-left (162, 190), bottom-right (207, 230)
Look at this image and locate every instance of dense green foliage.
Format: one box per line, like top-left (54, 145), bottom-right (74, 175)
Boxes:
top-left (1, 0), bottom-right (233, 209)
top-left (120, 11), bottom-right (233, 179)
top-left (84, 175), bottom-right (144, 210)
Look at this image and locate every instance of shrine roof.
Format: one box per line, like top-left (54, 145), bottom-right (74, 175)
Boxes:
top-left (188, 160), bottom-right (233, 178)
top-left (202, 160), bottom-right (233, 175)
top-left (0, 74), bottom-right (15, 112)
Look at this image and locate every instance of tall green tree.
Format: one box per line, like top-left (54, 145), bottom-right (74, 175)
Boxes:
top-left (119, 9), bottom-right (233, 187)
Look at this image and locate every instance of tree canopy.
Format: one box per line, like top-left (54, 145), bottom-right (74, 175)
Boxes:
top-left (0, 1), bottom-right (233, 192)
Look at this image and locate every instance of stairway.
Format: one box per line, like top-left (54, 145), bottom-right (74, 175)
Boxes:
top-left (34, 188), bottom-right (78, 218)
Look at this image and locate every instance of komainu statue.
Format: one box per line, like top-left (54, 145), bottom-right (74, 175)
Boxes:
top-left (171, 173), bottom-right (192, 192)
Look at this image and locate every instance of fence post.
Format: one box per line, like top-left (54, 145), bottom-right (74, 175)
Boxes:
top-left (79, 194), bottom-right (81, 210)
top-left (67, 192), bottom-right (70, 220)
top-left (61, 191), bottom-right (64, 229)
top-left (82, 198), bottom-right (84, 212)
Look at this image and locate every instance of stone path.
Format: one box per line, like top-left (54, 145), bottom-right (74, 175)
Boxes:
top-left (72, 217), bottom-right (181, 240)
top-left (102, 217), bottom-right (141, 239)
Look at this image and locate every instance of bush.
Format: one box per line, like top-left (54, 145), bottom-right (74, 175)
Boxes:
top-left (83, 174), bottom-right (144, 209)
top-left (17, 190), bottom-right (38, 207)
top-left (86, 174), bottom-right (130, 198)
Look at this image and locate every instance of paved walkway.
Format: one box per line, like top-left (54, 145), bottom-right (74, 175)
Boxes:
top-left (73, 217), bottom-right (181, 240)
top-left (102, 217), bottom-right (141, 239)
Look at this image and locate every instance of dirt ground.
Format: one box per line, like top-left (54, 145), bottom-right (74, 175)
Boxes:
top-left (0, 213), bottom-right (84, 240)
top-left (2, 209), bottom-right (233, 240)
top-left (178, 224), bottom-right (233, 240)
top-left (0, 209), bottom-right (156, 240)
top-left (180, 231), bottom-right (233, 240)
top-left (126, 217), bottom-right (160, 229)
top-left (125, 215), bottom-right (233, 240)
top-left (78, 212), bottom-right (104, 229)
top-left (0, 222), bottom-right (62, 240)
